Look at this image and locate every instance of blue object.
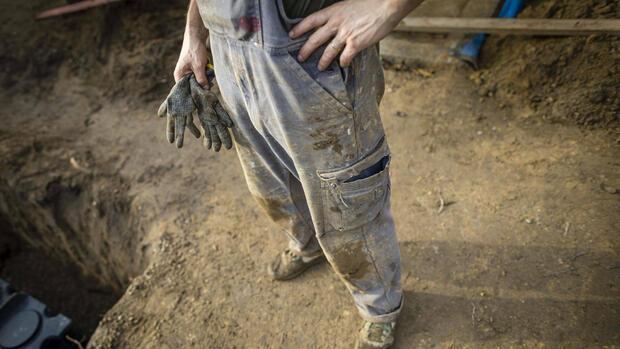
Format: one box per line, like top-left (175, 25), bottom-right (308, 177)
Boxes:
top-left (459, 0), bottom-right (524, 67)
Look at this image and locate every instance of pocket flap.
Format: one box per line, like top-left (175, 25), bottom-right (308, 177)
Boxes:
top-left (317, 137), bottom-right (389, 183)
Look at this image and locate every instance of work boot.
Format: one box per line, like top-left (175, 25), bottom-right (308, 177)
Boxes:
top-left (267, 249), bottom-right (324, 281)
top-left (355, 320), bottom-right (396, 349)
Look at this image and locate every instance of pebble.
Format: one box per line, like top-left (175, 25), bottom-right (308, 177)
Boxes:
top-left (601, 183), bottom-right (617, 194)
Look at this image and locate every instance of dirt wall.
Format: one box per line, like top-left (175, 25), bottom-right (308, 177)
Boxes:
top-left (1, 0), bottom-right (186, 102)
top-left (476, 0), bottom-right (619, 132)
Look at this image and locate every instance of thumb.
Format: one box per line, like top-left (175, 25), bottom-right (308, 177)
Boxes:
top-left (193, 65), bottom-right (210, 89)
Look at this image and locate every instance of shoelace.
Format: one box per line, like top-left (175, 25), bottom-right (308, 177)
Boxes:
top-left (366, 322), bottom-right (392, 342)
top-left (285, 249), bottom-right (302, 261)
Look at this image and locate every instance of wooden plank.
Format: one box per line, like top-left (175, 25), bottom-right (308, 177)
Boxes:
top-left (36, 0), bottom-right (124, 20)
top-left (394, 17), bottom-right (620, 36)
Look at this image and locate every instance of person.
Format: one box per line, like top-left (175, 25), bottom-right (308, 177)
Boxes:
top-left (159, 1), bottom-right (424, 347)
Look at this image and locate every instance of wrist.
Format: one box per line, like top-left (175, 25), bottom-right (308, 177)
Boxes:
top-left (383, 0), bottom-right (423, 23)
top-left (186, 23), bottom-right (208, 41)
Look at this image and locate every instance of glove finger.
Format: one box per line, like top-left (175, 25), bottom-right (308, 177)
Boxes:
top-left (166, 114), bottom-right (175, 144)
top-left (203, 126), bottom-right (213, 150)
top-left (197, 115), bottom-right (211, 149)
top-left (215, 122), bottom-right (233, 150)
top-left (175, 115), bottom-right (186, 148)
top-left (202, 124), bottom-right (213, 150)
top-left (158, 101), bottom-right (167, 118)
top-left (188, 115), bottom-right (201, 139)
top-left (215, 103), bottom-right (233, 127)
top-left (209, 125), bottom-right (221, 152)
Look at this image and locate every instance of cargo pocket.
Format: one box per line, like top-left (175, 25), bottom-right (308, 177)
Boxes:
top-left (317, 138), bottom-right (390, 233)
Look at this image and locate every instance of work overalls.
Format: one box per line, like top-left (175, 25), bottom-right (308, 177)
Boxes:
top-left (197, 0), bottom-right (403, 323)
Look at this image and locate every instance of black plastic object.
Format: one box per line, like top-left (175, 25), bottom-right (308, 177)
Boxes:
top-left (0, 279), bottom-right (79, 349)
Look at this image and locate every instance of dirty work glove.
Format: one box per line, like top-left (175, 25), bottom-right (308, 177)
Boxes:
top-left (189, 74), bottom-right (234, 152)
top-left (157, 74), bottom-right (201, 148)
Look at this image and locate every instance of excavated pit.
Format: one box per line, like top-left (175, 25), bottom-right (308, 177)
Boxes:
top-left (0, 171), bottom-right (147, 338)
top-left (0, 0), bottom-right (188, 338)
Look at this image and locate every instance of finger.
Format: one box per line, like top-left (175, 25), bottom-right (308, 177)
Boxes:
top-left (158, 101), bottom-right (167, 118)
top-left (289, 10), bottom-right (329, 39)
top-left (188, 116), bottom-right (201, 139)
top-left (298, 25), bottom-right (337, 62)
top-left (166, 114), bottom-right (175, 144)
top-left (193, 63), bottom-right (210, 89)
top-left (209, 125), bottom-right (221, 152)
top-left (339, 40), bottom-right (361, 68)
top-left (318, 38), bottom-right (345, 71)
top-left (215, 123), bottom-right (233, 150)
top-left (174, 68), bottom-right (192, 84)
top-left (215, 104), bottom-right (233, 127)
top-left (175, 115), bottom-right (186, 148)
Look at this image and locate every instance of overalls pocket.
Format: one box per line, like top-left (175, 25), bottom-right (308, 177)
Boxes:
top-left (282, 50), bottom-right (353, 115)
top-left (317, 138), bottom-right (391, 233)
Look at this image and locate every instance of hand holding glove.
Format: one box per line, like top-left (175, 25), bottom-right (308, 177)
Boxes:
top-left (158, 70), bottom-right (233, 151)
top-left (157, 74), bottom-right (201, 148)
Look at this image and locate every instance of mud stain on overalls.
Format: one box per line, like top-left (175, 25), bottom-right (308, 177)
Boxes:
top-left (311, 131), bottom-right (343, 155)
top-left (330, 206), bottom-right (342, 213)
top-left (253, 195), bottom-right (288, 222)
top-left (330, 240), bottom-right (371, 281)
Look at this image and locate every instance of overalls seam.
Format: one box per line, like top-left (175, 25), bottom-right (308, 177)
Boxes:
top-left (285, 172), bottom-right (316, 243)
top-left (359, 224), bottom-right (390, 303)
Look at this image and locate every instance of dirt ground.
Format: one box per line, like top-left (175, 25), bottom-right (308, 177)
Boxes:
top-left (0, 0), bottom-right (618, 348)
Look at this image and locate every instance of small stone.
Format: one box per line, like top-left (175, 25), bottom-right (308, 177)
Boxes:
top-left (469, 73), bottom-right (483, 86)
top-left (601, 183), bottom-right (617, 194)
top-left (395, 110), bottom-right (408, 118)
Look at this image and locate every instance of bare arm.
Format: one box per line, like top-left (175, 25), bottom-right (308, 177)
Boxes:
top-left (290, 0), bottom-right (425, 71)
top-left (174, 0), bottom-right (210, 87)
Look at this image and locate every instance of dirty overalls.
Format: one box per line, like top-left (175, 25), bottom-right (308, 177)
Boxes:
top-left (197, 0), bottom-right (403, 323)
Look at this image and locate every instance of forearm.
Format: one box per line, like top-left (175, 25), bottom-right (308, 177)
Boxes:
top-left (384, 0), bottom-right (425, 25)
top-left (174, 0), bottom-right (210, 85)
top-left (185, 0), bottom-right (208, 41)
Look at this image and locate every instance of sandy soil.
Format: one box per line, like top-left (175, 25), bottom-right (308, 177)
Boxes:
top-left (0, 0), bottom-right (618, 348)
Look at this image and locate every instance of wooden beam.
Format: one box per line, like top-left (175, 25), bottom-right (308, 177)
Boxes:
top-left (394, 17), bottom-right (620, 36)
top-left (36, 0), bottom-right (124, 20)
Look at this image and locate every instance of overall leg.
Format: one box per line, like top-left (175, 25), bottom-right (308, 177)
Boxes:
top-left (210, 35), bottom-right (320, 257)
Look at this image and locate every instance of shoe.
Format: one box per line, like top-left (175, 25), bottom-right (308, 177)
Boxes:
top-left (267, 249), bottom-right (324, 281)
top-left (355, 320), bottom-right (396, 349)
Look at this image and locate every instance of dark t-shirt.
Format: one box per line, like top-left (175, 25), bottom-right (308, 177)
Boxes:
top-left (282, 0), bottom-right (340, 19)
